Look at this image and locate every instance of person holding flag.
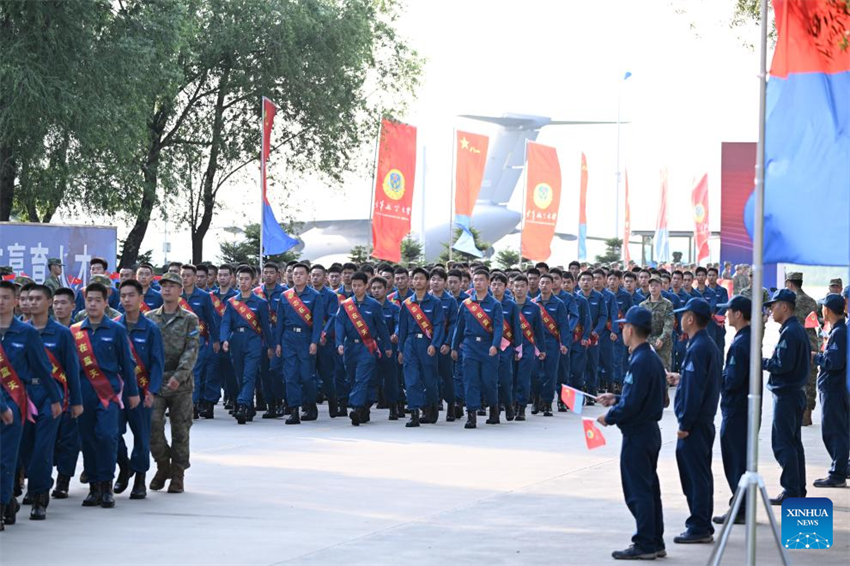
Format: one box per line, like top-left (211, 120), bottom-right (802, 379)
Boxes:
top-left (510, 274), bottom-right (546, 422)
top-left (597, 306), bottom-right (668, 560)
top-left (451, 269), bottom-right (504, 428)
top-left (113, 279), bottom-right (164, 501)
top-left (335, 272), bottom-right (391, 426)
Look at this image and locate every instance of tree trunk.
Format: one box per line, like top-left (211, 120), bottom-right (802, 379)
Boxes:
top-left (0, 142), bottom-right (15, 221)
top-left (191, 65), bottom-right (231, 264)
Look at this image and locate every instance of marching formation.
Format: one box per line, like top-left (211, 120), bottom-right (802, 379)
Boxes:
top-left (0, 255), bottom-right (847, 563)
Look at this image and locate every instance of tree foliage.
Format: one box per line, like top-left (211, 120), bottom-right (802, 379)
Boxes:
top-left (438, 227), bottom-right (490, 264)
top-left (349, 244), bottom-right (373, 265)
top-left (494, 249), bottom-right (520, 270)
top-left (595, 238), bottom-right (623, 264)
top-left (400, 235), bottom-right (423, 267)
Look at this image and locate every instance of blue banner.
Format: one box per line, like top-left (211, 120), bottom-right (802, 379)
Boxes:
top-left (0, 222), bottom-right (118, 285)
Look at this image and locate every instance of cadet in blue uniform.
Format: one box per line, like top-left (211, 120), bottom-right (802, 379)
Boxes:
top-left (532, 274), bottom-right (569, 417)
top-left (690, 267), bottom-right (718, 344)
top-left (429, 268), bottom-right (459, 422)
top-left (669, 298), bottom-right (722, 543)
top-left (607, 271), bottom-right (633, 393)
top-left (712, 296), bottom-right (754, 525)
top-left (114, 280), bottom-right (164, 500)
top-left (567, 275), bottom-right (592, 397)
top-left (180, 264), bottom-right (219, 420)
top-left (335, 272), bottom-right (391, 426)
top-left (255, 262), bottom-right (286, 418)
top-left (209, 265), bottom-right (238, 414)
top-left (762, 289), bottom-right (810, 504)
top-left (73, 281), bottom-right (140, 509)
top-left (398, 268), bottom-right (445, 428)
top-left (707, 267), bottom-right (730, 353)
top-left (672, 271), bottom-right (692, 371)
top-left (276, 263), bottom-right (324, 425)
top-left (136, 263), bottom-right (164, 311)
top-left (578, 271), bottom-right (608, 400)
top-left (452, 269), bottom-right (504, 428)
top-left (812, 293), bottom-right (848, 488)
top-left (447, 268), bottom-right (470, 417)
top-left (598, 306), bottom-right (667, 560)
top-left (20, 285), bottom-right (80, 520)
top-left (510, 275), bottom-right (546, 421)
top-left (594, 269), bottom-right (618, 394)
top-left (311, 264), bottom-right (341, 418)
top-left (491, 273), bottom-right (519, 421)
top-left (370, 276), bottom-right (401, 420)
top-left (553, 270), bottom-right (579, 410)
top-left (220, 266), bottom-right (274, 425)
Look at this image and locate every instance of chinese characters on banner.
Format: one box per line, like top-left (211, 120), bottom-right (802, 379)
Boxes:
top-left (371, 119), bottom-right (417, 263)
top-left (521, 141), bottom-right (562, 262)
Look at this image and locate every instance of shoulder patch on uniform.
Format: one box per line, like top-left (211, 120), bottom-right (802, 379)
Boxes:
top-left (829, 341), bottom-right (839, 351)
top-left (777, 339), bottom-right (786, 350)
top-left (189, 329), bottom-right (199, 337)
top-left (624, 371), bottom-right (633, 385)
top-left (684, 361), bottom-right (695, 372)
top-left (728, 355), bottom-right (735, 366)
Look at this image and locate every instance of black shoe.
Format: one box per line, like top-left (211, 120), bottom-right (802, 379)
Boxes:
top-left (335, 401), bottom-right (349, 418)
top-left (246, 406), bottom-right (256, 422)
top-left (202, 402), bottom-right (215, 419)
top-left (4, 498), bottom-right (19, 524)
top-left (29, 493), bottom-right (47, 521)
top-left (557, 400), bottom-right (568, 412)
top-left (713, 511), bottom-right (745, 525)
top-left (515, 405), bottom-right (526, 421)
top-left (673, 531), bottom-right (713, 544)
top-left (454, 402), bottom-right (464, 419)
top-left (446, 405), bottom-right (456, 422)
top-left (585, 396), bottom-right (596, 406)
top-left (476, 408), bottom-right (486, 416)
top-left (328, 397), bottom-right (339, 419)
top-left (82, 483), bottom-right (102, 507)
top-left (79, 471), bottom-right (88, 484)
top-left (100, 481), bottom-right (115, 508)
top-left (22, 491), bottom-right (32, 506)
top-left (113, 463), bottom-right (133, 494)
top-left (420, 405), bottom-right (435, 424)
top-left (235, 404), bottom-right (247, 425)
top-left (363, 405), bottom-right (371, 423)
top-left (224, 399), bottom-right (234, 411)
top-left (505, 402), bottom-right (515, 421)
top-left (611, 545), bottom-right (656, 560)
top-left (285, 407), bottom-right (301, 425)
top-left (350, 406), bottom-right (361, 426)
top-left (486, 404), bottom-right (500, 425)
top-left (405, 409), bottom-right (421, 428)
top-left (129, 472), bottom-right (147, 500)
top-left (531, 399), bottom-right (541, 415)
top-left (543, 403), bottom-right (553, 417)
top-left (813, 477), bottom-right (847, 488)
top-left (0, 504), bottom-right (4, 531)
top-left (770, 492), bottom-right (794, 505)
top-left (389, 405), bottom-right (399, 421)
top-left (262, 400), bottom-right (278, 419)
top-left (52, 474), bottom-right (70, 499)
top-left (193, 405), bottom-right (200, 419)
top-left (302, 403), bottom-right (319, 421)
top-left (276, 402), bottom-right (287, 417)
top-left (465, 410), bottom-right (478, 429)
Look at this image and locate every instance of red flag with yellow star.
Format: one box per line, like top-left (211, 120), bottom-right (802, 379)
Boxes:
top-left (521, 142), bottom-right (561, 261)
top-left (454, 130), bottom-right (489, 221)
top-left (371, 119), bottom-right (417, 262)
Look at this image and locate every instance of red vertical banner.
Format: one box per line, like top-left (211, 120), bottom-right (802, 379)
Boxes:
top-left (371, 119), bottom-right (417, 263)
top-left (623, 169), bottom-right (631, 263)
top-left (454, 130), bottom-right (489, 219)
top-left (577, 153), bottom-right (588, 261)
top-left (521, 142), bottom-right (561, 261)
top-left (691, 173), bottom-right (710, 263)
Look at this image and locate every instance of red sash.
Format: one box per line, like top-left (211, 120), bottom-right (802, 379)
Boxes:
top-left (535, 300), bottom-right (560, 341)
top-left (127, 341), bottom-right (150, 396)
top-left (404, 298), bottom-right (433, 339)
top-left (44, 349), bottom-right (69, 410)
top-left (179, 297), bottom-right (209, 338)
top-left (139, 302), bottom-right (150, 314)
top-left (518, 311), bottom-right (536, 345)
top-left (463, 298), bottom-right (495, 334)
top-left (0, 343), bottom-right (36, 422)
top-left (228, 297), bottom-right (262, 335)
top-left (71, 323), bottom-right (122, 409)
top-left (254, 286), bottom-right (279, 326)
top-left (283, 289), bottom-right (313, 328)
top-left (387, 291), bottom-right (401, 307)
top-left (342, 298), bottom-right (380, 356)
top-left (210, 291), bottom-right (226, 317)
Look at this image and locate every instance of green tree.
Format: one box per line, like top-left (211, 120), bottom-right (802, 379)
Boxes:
top-left (495, 249), bottom-right (520, 270)
top-left (400, 235), bottom-right (423, 267)
top-left (349, 245), bottom-right (373, 265)
top-left (438, 227), bottom-right (489, 263)
top-left (219, 222), bottom-right (300, 266)
top-left (595, 238), bottom-right (622, 264)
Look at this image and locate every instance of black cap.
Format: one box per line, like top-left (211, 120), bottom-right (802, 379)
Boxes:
top-left (674, 297), bottom-right (712, 318)
top-left (614, 306), bottom-right (653, 331)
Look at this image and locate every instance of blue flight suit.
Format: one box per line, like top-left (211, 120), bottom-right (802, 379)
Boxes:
top-left (611, 288), bottom-right (633, 385)
top-left (555, 290), bottom-right (579, 397)
top-left (764, 315), bottom-right (810, 498)
top-left (115, 314), bottom-right (163, 474)
top-left (673, 288), bottom-right (692, 370)
top-left (815, 318), bottom-right (848, 481)
top-left (74, 317), bottom-right (138, 483)
top-left (432, 292), bottom-right (459, 408)
top-left (450, 290), bottom-right (470, 403)
top-left (533, 294), bottom-right (570, 405)
top-left (719, 325), bottom-right (755, 510)
top-left (634, 288), bottom-right (647, 305)
top-left (597, 288), bottom-right (618, 391)
top-left (709, 284), bottom-right (730, 354)
top-left (691, 286), bottom-right (718, 343)
top-left (496, 296), bottom-right (520, 409)
top-left (452, 294), bottom-right (504, 411)
top-left (220, 293), bottom-right (274, 407)
top-left (580, 289), bottom-right (608, 396)
top-left (317, 286), bottom-right (342, 404)
top-left (142, 287), bottom-right (164, 311)
top-left (569, 292), bottom-right (592, 390)
top-left (276, 287), bottom-right (324, 408)
top-left (21, 320), bottom-right (81, 495)
top-left (335, 296), bottom-right (390, 408)
top-left (398, 294), bottom-right (445, 410)
top-left (49, 319), bottom-right (85, 480)
top-left (181, 287), bottom-right (219, 406)
top-left (1, 319), bottom-right (61, 504)
top-left (674, 328), bottom-right (722, 537)
top-left (605, 342), bottom-right (667, 555)
top-left (255, 284), bottom-right (285, 405)
top-left (512, 300), bottom-right (546, 405)
top-left (209, 287), bottom-right (237, 403)
top-left (375, 299), bottom-right (401, 405)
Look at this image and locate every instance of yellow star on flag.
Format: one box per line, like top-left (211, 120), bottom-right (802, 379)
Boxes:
top-left (460, 137), bottom-right (470, 150)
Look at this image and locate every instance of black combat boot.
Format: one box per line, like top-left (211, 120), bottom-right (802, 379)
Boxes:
top-left (202, 402), bottom-right (215, 419)
top-left (193, 404), bottom-right (200, 420)
top-left (504, 402), bottom-right (515, 421)
top-left (302, 403), bottom-right (318, 421)
top-left (328, 397), bottom-right (339, 418)
top-left (52, 474), bottom-right (70, 499)
top-left (363, 404), bottom-right (372, 423)
top-left (336, 398), bottom-right (349, 418)
top-left (543, 402), bottom-right (553, 417)
top-left (465, 409), bottom-right (477, 429)
top-left (350, 406), bottom-right (361, 426)
top-left (113, 461), bottom-right (132, 494)
top-left (29, 493), bottom-right (47, 520)
top-left (388, 404), bottom-right (399, 421)
top-left (486, 404), bottom-right (501, 425)
top-left (235, 404), bottom-right (247, 425)
top-left (454, 402), bottom-right (464, 419)
top-left (262, 399), bottom-right (277, 419)
top-left (515, 405), bottom-right (527, 421)
top-left (445, 404), bottom-right (456, 422)
top-left (405, 408), bottom-right (420, 428)
top-left (285, 407), bottom-right (301, 425)
top-left (129, 472), bottom-right (147, 500)
top-left (419, 405), bottom-right (433, 424)
top-left (4, 498), bottom-right (19, 525)
top-left (82, 483), bottom-right (102, 507)
top-left (531, 395), bottom-right (541, 415)
top-left (0, 503), bottom-right (4, 531)
top-left (100, 481), bottom-right (115, 508)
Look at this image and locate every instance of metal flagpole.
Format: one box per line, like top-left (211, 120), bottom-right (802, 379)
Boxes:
top-left (707, 2), bottom-right (788, 564)
top-left (518, 139), bottom-right (529, 268)
top-left (449, 128), bottom-right (456, 262)
top-left (259, 98), bottom-right (265, 272)
top-left (368, 120), bottom-right (383, 256)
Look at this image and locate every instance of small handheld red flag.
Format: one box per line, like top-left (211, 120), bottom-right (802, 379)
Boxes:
top-left (804, 311), bottom-right (819, 329)
top-left (560, 385), bottom-right (584, 414)
top-left (582, 418), bottom-right (606, 450)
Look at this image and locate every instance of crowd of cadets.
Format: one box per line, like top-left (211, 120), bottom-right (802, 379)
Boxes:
top-left (1, 254), bottom-right (847, 560)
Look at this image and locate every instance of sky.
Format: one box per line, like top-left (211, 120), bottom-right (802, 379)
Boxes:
top-left (64, 0), bottom-right (768, 265)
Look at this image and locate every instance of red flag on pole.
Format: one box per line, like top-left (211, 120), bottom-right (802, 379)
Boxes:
top-left (623, 169), bottom-right (631, 263)
top-left (454, 131), bottom-right (489, 219)
top-left (371, 119), bottom-right (417, 263)
top-left (804, 311), bottom-right (819, 329)
top-left (692, 173), bottom-right (710, 263)
top-left (521, 142), bottom-right (561, 261)
top-left (582, 418), bottom-right (606, 450)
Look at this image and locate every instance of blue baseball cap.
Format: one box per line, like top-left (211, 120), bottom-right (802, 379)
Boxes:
top-left (614, 305), bottom-right (653, 331)
top-left (818, 293), bottom-right (845, 315)
top-left (764, 288), bottom-right (797, 307)
top-left (717, 295), bottom-right (751, 314)
top-left (674, 297), bottom-right (712, 318)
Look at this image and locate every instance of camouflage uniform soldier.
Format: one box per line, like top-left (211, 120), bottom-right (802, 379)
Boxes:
top-left (640, 276), bottom-right (675, 370)
top-left (733, 265), bottom-right (749, 295)
top-left (784, 272), bottom-right (819, 425)
top-left (44, 258), bottom-right (64, 294)
top-left (146, 273), bottom-right (200, 494)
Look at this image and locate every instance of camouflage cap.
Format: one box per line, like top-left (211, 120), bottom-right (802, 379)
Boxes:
top-left (829, 278), bottom-right (843, 288)
top-left (648, 275), bottom-right (663, 285)
top-left (89, 274), bottom-right (113, 287)
top-left (0, 266), bottom-right (13, 276)
top-left (14, 275), bottom-right (35, 287)
top-left (159, 272), bottom-right (183, 287)
top-left (47, 257), bottom-right (63, 267)
top-left (785, 271), bottom-right (803, 283)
